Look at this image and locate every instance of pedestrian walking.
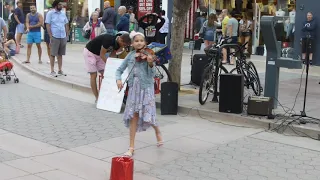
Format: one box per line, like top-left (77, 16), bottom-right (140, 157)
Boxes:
top-left (24, 4), bottom-right (43, 64)
top-left (45, 0), bottom-right (69, 76)
top-left (8, 10), bottom-right (16, 36)
top-left (128, 6), bottom-right (137, 32)
top-left (115, 31), bottom-right (163, 157)
top-left (84, 33), bottom-right (131, 102)
top-left (158, 10), bottom-right (169, 44)
top-left (101, 1), bottom-right (116, 35)
top-left (14, 1), bottom-right (25, 49)
top-left (198, 13), bottom-right (219, 48)
top-left (83, 11), bottom-right (106, 40)
top-left (116, 6), bottom-right (129, 32)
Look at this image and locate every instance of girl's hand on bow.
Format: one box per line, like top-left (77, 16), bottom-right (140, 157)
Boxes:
top-left (147, 54), bottom-right (154, 63)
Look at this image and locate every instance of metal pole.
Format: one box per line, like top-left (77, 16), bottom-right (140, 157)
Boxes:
top-left (2, 0), bottom-right (3, 19)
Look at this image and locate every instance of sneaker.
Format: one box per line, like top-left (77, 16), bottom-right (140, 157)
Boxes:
top-left (58, 70), bottom-right (64, 75)
top-left (50, 71), bottom-right (56, 76)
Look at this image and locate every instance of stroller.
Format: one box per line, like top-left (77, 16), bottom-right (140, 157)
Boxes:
top-left (0, 49), bottom-right (19, 84)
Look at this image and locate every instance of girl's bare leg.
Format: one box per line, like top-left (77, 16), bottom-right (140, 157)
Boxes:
top-left (204, 40), bottom-right (209, 48)
top-left (244, 36), bottom-right (250, 53)
top-left (152, 125), bottom-right (163, 146)
top-left (125, 113), bottom-right (139, 156)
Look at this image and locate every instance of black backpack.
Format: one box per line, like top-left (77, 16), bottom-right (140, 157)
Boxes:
top-left (9, 13), bottom-right (18, 27)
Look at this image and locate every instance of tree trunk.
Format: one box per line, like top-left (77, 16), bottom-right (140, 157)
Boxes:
top-left (168, 0), bottom-right (193, 87)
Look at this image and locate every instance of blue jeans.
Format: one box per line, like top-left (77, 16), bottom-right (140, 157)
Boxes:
top-left (105, 29), bottom-right (114, 35)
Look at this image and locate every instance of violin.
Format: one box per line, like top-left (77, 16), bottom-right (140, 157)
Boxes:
top-left (135, 47), bottom-right (157, 62)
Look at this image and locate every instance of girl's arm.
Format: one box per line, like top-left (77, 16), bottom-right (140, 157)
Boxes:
top-left (115, 53), bottom-right (131, 81)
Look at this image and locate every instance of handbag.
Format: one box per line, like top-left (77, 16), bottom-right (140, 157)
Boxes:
top-left (82, 29), bottom-right (91, 39)
top-left (110, 157), bottom-right (134, 180)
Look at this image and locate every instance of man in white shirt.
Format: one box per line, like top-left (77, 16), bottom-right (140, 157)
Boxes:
top-left (158, 10), bottom-right (169, 44)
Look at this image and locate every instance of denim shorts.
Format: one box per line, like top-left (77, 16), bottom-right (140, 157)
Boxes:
top-left (16, 24), bottom-right (25, 34)
top-left (27, 31), bottom-right (41, 44)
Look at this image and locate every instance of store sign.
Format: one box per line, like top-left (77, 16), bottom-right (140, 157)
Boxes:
top-left (137, 0), bottom-right (154, 19)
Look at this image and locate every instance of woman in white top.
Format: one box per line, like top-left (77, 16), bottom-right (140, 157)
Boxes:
top-left (239, 13), bottom-right (252, 53)
top-left (83, 12), bottom-right (106, 41)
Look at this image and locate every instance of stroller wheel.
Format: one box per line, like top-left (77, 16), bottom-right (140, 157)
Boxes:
top-left (14, 78), bottom-right (19, 83)
top-left (1, 79), bottom-right (5, 84)
top-left (6, 76), bottom-right (11, 81)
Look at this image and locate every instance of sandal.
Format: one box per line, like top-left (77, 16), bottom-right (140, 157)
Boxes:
top-left (23, 61), bottom-right (30, 64)
top-left (156, 132), bottom-right (163, 147)
top-left (124, 147), bottom-right (134, 157)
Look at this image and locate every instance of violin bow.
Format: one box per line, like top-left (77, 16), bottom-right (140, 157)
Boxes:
top-left (118, 61), bottom-right (137, 93)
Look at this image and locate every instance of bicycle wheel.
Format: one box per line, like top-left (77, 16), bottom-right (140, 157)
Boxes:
top-left (246, 61), bottom-right (262, 96)
top-left (155, 64), bottom-right (172, 82)
top-left (199, 65), bottom-right (214, 105)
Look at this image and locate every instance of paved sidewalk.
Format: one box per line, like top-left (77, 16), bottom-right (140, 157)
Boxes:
top-left (1, 74), bottom-right (320, 180)
top-left (11, 43), bottom-right (320, 135)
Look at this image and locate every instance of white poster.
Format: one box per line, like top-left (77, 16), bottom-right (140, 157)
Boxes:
top-left (96, 58), bottom-right (128, 113)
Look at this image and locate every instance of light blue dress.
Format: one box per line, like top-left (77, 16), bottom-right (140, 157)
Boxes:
top-left (123, 66), bottom-right (157, 132)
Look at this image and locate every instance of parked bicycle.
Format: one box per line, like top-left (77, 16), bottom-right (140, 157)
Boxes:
top-left (198, 37), bottom-right (229, 105)
top-left (229, 43), bottom-right (263, 97)
top-left (199, 38), bottom-right (262, 105)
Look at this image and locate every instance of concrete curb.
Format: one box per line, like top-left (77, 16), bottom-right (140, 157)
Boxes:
top-left (11, 56), bottom-right (91, 94)
top-left (11, 56), bottom-right (320, 140)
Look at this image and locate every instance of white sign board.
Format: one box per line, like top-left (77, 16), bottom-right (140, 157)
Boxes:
top-left (97, 58), bottom-right (128, 113)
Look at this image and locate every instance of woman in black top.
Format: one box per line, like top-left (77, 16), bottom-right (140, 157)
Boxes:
top-left (138, 13), bottom-right (165, 44)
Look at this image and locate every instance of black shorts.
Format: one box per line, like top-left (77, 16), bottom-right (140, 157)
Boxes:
top-left (301, 38), bottom-right (314, 53)
top-left (241, 31), bottom-right (252, 37)
top-left (227, 36), bottom-right (238, 44)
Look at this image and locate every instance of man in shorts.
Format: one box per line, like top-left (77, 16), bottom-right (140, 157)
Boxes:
top-left (14, 1), bottom-right (25, 48)
top-left (222, 11), bottom-right (238, 65)
top-left (24, 4), bottom-right (43, 64)
top-left (83, 33), bottom-right (131, 102)
top-left (45, 0), bottom-right (69, 76)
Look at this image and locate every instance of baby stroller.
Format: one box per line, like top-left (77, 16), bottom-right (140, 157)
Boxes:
top-left (0, 49), bottom-right (19, 84)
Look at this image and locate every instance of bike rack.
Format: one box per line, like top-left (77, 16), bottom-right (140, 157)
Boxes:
top-left (260, 16), bottom-right (302, 108)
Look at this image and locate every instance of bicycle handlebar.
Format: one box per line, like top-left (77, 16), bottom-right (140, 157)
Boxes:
top-left (219, 41), bottom-right (248, 56)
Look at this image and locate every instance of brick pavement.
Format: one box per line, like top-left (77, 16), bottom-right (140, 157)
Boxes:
top-left (0, 83), bottom-right (173, 149)
top-left (1, 78), bottom-right (320, 179)
top-left (143, 138), bottom-right (320, 180)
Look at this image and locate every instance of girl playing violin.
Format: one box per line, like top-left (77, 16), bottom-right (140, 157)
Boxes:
top-left (115, 31), bottom-right (163, 157)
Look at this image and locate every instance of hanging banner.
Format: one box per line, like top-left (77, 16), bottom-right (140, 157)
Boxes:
top-left (137, 0), bottom-right (154, 19)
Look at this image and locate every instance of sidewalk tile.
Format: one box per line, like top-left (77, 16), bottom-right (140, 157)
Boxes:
top-left (36, 170), bottom-right (85, 180)
top-left (70, 145), bottom-right (116, 159)
top-left (0, 163), bottom-right (29, 180)
top-left (186, 128), bottom-right (262, 144)
top-left (134, 173), bottom-right (160, 180)
top-left (0, 133), bottom-right (63, 157)
top-left (32, 151), bottom-right (110, 180)
top-left (4, 158), bottom-right (55, 174)
top-left (161, 137), bottom-right (216, 154)
top-left (9, 175), bottom-right (45, 180)
top-left (133, 146), bottom-right (186, 165)
top-left (89, 136), bottom-right (150, 153)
